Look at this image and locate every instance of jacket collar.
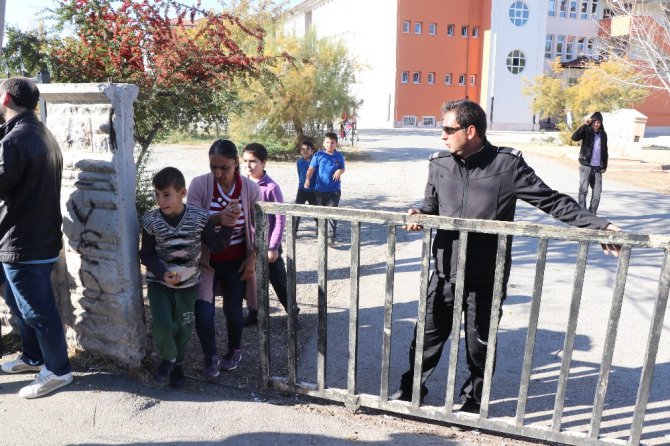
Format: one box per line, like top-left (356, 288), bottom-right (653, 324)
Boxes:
top-left (0, 110), bottom-right (38, 139)
top-left (462, 139), bottom-right (492, 168)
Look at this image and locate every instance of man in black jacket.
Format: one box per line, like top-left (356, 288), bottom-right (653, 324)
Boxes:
top-left (572, 112), bottom-right (608, 214)
top-left (0, 77), bottom-right (73, 398)
top-left (390, 100), bottom-right (620, 414)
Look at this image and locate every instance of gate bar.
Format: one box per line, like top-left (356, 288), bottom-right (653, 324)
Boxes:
top-left (480, 235), bottom-right (510, 419)
top-left (411, 228), bottom-right (433, 407)
top-left (588, 246), bottom-right (631, 439)
top-left (317, 218), bottom-right (328, 390)
top-left (552, 241), bottom-right (590, 431)
top-left (255, 205), bottom-right (271, 386)
top-left (629, 249), bottom-right (670, 445)
top-left (380, 224), bottom-right (397, 401)
top-left (444, 230), bottom-right (469, 414)
top-left (515, 238), bottom-right (549, 426)
top-left (347, 222), bottom-right (361, 397)
top-left (285, 216), bottom-right (298, 385)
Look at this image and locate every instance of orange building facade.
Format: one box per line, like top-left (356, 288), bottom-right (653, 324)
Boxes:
top-left (394, 0), bottom-right (491, 128)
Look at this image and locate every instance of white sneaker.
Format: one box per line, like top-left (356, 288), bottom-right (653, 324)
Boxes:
top-left (18, 367), bottom-right (73, 399)
top-left (1, 357), bottom-right (42, 374)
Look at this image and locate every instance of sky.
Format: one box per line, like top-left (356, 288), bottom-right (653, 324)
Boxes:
top-left (4, 0), bottom-right (303, 31)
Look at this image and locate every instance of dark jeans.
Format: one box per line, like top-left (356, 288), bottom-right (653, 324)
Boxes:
top-left (269, 245), bottom-right (291, 312)
top-left (295, 189), bottom-right (317, 230)
top-left (1, 262), bottom-right (71, 376)
top-left (194, 259), bottom-right (246, 355)
top-left (315, 190), bottom-right (341, 239)
top-left (399, 273), bottom-right (502, 404)
top-left (578, 165), bottom-right (602, 214)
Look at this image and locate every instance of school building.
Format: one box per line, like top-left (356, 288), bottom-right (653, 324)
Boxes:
top-left (283, 0), bottom-right (670, 134)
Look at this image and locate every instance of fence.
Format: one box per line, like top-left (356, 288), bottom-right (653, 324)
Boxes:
top-left (253, 202), bottom-right (670, 446)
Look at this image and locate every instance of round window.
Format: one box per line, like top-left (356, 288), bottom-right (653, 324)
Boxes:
top-left (506, 50), bottom-right (526, 74)
top-left (509, 1), bottom-right (529, 26)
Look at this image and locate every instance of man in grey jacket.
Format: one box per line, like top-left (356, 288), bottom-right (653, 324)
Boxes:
top-left (0, 77), bottom-right (72, 398)
top-left (391, 99), bottom-right (621, 413)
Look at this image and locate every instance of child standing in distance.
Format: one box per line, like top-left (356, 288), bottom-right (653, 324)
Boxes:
top-left (304, 132), bottom-right (345, 246)
top-left (295, 140), bottom-right (317, 232)
top-left (139, 167), bottom-right (239, 387)
top-left (242, 143), bottom-right (298, 323)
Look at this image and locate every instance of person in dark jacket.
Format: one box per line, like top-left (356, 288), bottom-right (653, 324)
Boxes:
top-left (390, 99), bottom-right (621, 414)
top-left (0, 77), bottom-right (72, 398)
top-left (572, 112), bottom-right (608, 214)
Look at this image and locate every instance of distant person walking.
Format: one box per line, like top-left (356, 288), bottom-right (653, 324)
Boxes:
top-left (0, 77), bottom-right (72, 398)
top-left (572, 112), bottom-right (608, 214)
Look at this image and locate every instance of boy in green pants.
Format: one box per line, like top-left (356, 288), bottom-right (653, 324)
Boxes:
top-left (139, 167), bottom-right (239, 387)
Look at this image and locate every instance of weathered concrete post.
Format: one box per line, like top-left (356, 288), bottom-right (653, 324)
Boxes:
top-left (37, 83), bottom-right (146, 366)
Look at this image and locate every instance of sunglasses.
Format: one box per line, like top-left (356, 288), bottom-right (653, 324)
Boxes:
top-left (442, 125), bottom-right (468, 135)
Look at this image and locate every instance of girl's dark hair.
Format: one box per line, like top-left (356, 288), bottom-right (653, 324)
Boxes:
top-left (242, 142), bottom-right (268, 162)
top-left (209, 139), bottom-right (239, 158)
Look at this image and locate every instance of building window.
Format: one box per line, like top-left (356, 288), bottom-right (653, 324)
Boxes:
top-left (444, 73), bottom-right (452, 85)
top-left (591, 0), bottom-right (599, 19)
top-left (469, 74), bottom-right (476, 86)
top-left (414, 22), bottom-right (422, 34)
top-left (587, 37), bottom-right (595, 53)
top-left (506, 50), bottom-right (526, 74)
top-left (545, 34), bottom-right (554, 58)
top-left (580, 0), bottom-right (589, 19)
top-left (402, 20), bottom-right (410, 33)
top-left (559, 0), bottom-right (567, 17)
top-left (422, 116), bottom-right (436, 127)
top-left (548, 0), bottom-right (556, 16)
top-left (412, 72), bottom-right (421, 84)
top-left (447, 24), bottom-right (454, 36)
top-left (556, 35), bottom-right (565, 59)
top-left (401, 71), bottom-right (409, 83)
top-left (461, 25), bottom-right (468, 37)
top-left (403, 116), bottom-right (417, 126)
top-left (509, 1), bottom-right (529, 26)
top-left (427, 72), bottom-right (435, 84)
top-left (566, 36), bottom-right (575, 60)
top-left (577, 36), bottom-right (585, 54)
top-left (569, 0), bottom-right (577, 18)
top-left (429, 23), bottom-right (437, 35)
top-left (458, 74), bottom-right (465, 85)
top-left (472, 26), bottom-right (479, 37)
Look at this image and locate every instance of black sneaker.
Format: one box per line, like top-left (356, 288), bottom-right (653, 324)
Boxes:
top-left (389, 386), bottom-right (428, 403)
top-left (153, 360), bottom-right (175, 386)
top-left (170, 363), bottom-right (185, 388)
top-left (244, 309), bottom-right (258, 327)
top-left (220, 349), bottom-right (242, 371)
top-left (458, 398), bottom-right (481, 414)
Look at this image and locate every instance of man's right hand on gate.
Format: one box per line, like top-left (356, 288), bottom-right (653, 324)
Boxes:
top-left (403, 208), bottom-right (423, 231)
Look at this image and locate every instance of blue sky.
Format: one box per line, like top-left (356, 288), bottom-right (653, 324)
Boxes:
top-left (5, 0), bottom-right (302, 31)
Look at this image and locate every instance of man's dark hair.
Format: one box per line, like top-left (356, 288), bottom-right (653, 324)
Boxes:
top-left (301, 140), bottom-right (315, 150)
top-left (0, 77), bottom-right (40, 110)
top-left (209, 139), bottom-right (239, 159)
top-left (243, 142), bottom-right (268, 162)
top-left (324, 132), bottom-right (338, 143)
top-left (153, 167), bottom-right (186, 191)
top-left (443, 99), bottom-right (487, 138)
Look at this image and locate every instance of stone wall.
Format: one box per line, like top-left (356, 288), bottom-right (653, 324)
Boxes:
top-left (0, 83), bottom-right (146, 366)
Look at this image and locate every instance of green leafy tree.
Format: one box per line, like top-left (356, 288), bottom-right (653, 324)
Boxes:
top-left (523, 59), bottom-right (568, 122)
top-left (1, 26), bottom-right (52, 77)
top-left (229, 30), bottom-right (361, 150)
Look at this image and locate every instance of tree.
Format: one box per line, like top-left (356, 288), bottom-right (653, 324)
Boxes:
top-left (523, 58), bottom-right (647, 128)
top-left (1, 27), bottom-right (52, 77)
top-left (597, 0), bottom-right (670, 95)
top-left (228, 30), bottom-right (360, 149)
top-left (50, 0), bottom-right (272, 167)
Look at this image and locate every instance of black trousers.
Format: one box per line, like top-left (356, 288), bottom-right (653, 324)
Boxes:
top-left (269, 245), bottom-right (289, 312)
top-left (399, 273), bottom-right (502, 404)
top-left (315, 190), bottom-right (341, 239)
top-left (294, 189), bottom-right (317, 231)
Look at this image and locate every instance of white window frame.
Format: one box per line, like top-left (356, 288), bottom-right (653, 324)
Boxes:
top-left (401, 71), bottom-right (409, 83)
top-left (422, 116), bottom-right (436, 127)
top-left (506, 49), bottom-right (526, 74)
top-left (402, 20), bottom-right (410, 33)
top-left (427, 72), bottom-right (435, 84)
top-left (447, 24), bottom-right (454, 36)
top-left (509, 1), bottom-right (530, 26)
top-left (556, 34), bottom-right (565, 59)
top-left (403, 115), bottom-right (417, 127)
top-left (472, 26), bottom-right (479, 38)
top-left (444, 73), bottom-right (452, 85)
top-left (559, 0), bottom-right (567, 17)
top-left (591, 0), bottom-right (599, 19)
top-left (549, 0), bottom-right (556, 16)
top-left (566, 35), bottom-right (575, 60)
top-left (412, 71), bottom-right (421, 84)
top-left (429, 23), bottom-right (437, 35)
top-left (461, 25), bottom-right (468, 37)
top-left (458, 74), bottom-right (465, 85)
top-left (545, 34), bottom-right (554, 59)
top-left (469, 74), bottom-right (476, 86)
top-left (569, 0), bottom-right (578, 18)
top-left (414, 22), bottom-right (422, 34)
top-left (577, 37), bottom-right (585, 55)
top-left (580, 0), bottom-right (589, 19)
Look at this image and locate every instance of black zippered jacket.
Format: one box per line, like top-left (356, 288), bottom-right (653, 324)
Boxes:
top-left (572, 124), bottom-right (608, 170)
top-left (420, 141), bottom-right (610, 284)
top-left (0, 111), bottom-right (63, 262)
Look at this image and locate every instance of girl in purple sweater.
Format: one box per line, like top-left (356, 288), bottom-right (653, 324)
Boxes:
top-left (242, 143), bottom-right (299, 325)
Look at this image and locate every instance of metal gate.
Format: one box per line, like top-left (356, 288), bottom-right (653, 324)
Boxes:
top-left (254, 202), bottom-right (670, 446)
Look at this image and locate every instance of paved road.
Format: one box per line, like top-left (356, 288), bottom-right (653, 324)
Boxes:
top-left (1, 128), bottom-right (668, 445)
